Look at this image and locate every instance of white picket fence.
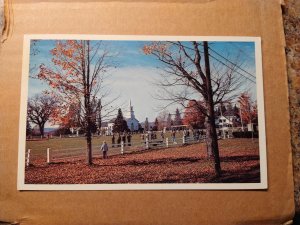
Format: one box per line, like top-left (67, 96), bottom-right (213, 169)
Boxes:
top-left (25, 149), bottom-right (31, 167)
top-left (25, 131), bottom-right (240, 166)
top-left (25, 134), bottom-right (209, 166)
top-left (25, 148), bottom-right (47, 167)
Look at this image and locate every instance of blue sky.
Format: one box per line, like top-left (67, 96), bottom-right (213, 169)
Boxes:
top-left (29, 39), bottom-right (256, 125)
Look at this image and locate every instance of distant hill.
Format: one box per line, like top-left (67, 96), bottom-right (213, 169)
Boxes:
top-left (44, 128), bottom-right (58, 134)
top-left (32, 125), bottom-right (58, 134)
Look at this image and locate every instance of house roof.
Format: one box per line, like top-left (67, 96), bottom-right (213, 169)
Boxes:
top-left (125, 117), bottom-right (139, 123)
top-left (108, 118), bottom-right (116, 123)
top-left (223, 109), bottom-right (238, 117)
top-left (216, 115), bottom-right (230, 121)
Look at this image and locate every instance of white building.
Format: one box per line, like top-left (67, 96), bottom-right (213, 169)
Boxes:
top-left (103, 100), bottom-right (140, 135)
top-left (107, 121), bottom-right (115, 135)
top-left (124, 100), bottom-right (140, 131)
top-left (215, 115), bottom-right (234, 129)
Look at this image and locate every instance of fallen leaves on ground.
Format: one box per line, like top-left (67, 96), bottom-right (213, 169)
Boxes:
top-left (25, 139), bottom-right (260, 184)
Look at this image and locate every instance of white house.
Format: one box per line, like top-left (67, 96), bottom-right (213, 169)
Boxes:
top-left (106, 120), bottom-right (115, 135)
top-left (215, 115), bottom-right (234, 129)
top-left (215, 106), bottom-right (240, 129)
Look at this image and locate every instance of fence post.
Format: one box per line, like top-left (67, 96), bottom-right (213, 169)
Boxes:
top-left (26, 149), bottom-right (31, 167)
top-left (47, 148), bottom-right (51, 164)
top-left (145, 137), bottom-right (149, 150)
top-left (182, 134), bottom-right (186, 144)
top-left (166, 137), bottom-right (169, 148)
top-left (121, 141), bottom-right (124, 154)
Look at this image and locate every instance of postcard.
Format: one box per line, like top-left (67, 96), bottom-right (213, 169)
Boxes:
top-left (18, 35), bottom-right (266, 190)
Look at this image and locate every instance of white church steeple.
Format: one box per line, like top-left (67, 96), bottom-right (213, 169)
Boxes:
top-left (126, 99), bottom-right (135, 119)
top-left (129, 99), bottom-right (132, 111)
top-left (124, 99), bottom-right (139, 131)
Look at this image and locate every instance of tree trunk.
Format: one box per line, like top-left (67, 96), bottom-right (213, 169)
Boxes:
top-left (205, 119), bottom-right (213, 158)
top-left (206, 113), bottom-right (221, 177)
top-left (203, 41), bottom-right (221, 177)
top-left (39, 123), bottom-right (45, 137)
top-left (85, 40), bottom-right (93, 165)
top-left (86, 118), bottom-right (93, 165)
top-left (85, 98), bottom-right (93, 165)
top-left (85, 92), bottom-right (93, 165)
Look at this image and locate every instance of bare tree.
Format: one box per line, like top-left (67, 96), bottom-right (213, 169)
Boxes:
top-left (157, 110), bottom-right (170, 130)
top-left (143, 41), bottom-right (244, 176)
top-left (27, 93), bottom-right (58, 136)
top-left (144, 117), bottom-right (149, 131)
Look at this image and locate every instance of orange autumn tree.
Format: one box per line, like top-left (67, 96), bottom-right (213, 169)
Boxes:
top-left (238, 92), bottom-right (258, 125)
top-left (57, 102), bottom-right (81, 132)
top-left (182, 100), bottom-right (205, 129)
top-left (37, 40), bottom-right (114, 165)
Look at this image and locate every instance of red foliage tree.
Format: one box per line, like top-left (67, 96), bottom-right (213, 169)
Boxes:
top-left (182, 101), bottom-right (205, 129)
top-left (238, 92), bottom-right (257, 125)
top-left (37, 40), bottom-right (113, 165)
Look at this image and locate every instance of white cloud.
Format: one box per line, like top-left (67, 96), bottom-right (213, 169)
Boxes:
top-left (104, 66), bottom-right (178, 122)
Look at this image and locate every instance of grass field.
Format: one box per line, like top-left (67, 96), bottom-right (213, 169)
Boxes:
top-left (26, 132), bottom-right (187, 155)
top-left (25, 138), bottom-right (260, 184)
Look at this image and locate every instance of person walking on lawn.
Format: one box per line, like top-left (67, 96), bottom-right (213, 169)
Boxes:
top-left (101, 141), bottom-right (109, 159)
top-left (117, 134), bottom-right (121, 147)
top-left (127, 133), bottom-right (132, 146)
top-left (122, 133), bottom-right (126, 145)
top-left (172, 130), bottom-right (177, 144)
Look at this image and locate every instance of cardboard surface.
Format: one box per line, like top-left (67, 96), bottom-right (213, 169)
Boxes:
top-left (283, 0), bottom-right (300, 214)
top-left (0, 0), bottom-right (294, 224)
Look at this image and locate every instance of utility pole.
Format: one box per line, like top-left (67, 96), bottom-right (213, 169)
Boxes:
top-left (203, 41), bottom-right (221, 177)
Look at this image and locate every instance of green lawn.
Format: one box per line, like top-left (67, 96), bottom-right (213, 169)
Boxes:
top-left (26, 132), bottom-right (186, 156)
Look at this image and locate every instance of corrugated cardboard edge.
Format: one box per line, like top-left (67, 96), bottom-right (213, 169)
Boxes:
top-left (283, 0), bottom-right (300, 217)
top-left (0, 0), bottom-right (12, 43)
top-left (0, 0), bottom-right (4, 39)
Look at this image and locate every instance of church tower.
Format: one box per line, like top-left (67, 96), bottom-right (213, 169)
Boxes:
top-left (126, 99), bottom-right (135, 119)
top-left (124, 99), bottom-right (139, 131)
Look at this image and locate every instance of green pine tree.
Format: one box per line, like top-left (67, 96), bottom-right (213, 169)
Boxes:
top-left (113, 108), bottom-right (129, 133)
top-left (152, 118), bottom-right (159, 131)
top-left (144, 117), bottom-right (149, 131)
top-left (174, 108), bottom-right (182, 126)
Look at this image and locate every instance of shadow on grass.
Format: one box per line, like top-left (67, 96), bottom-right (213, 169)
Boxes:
top-left (91, 157), bottom-right (202, 168)
top-left (128, 157), bottom-right (201, 166)
top-left (209, 164), bottom-right (261, 183)
top-left (220, 155), bottom-right (260, 162)
top-left (93, 155), bottom-right (259, 168)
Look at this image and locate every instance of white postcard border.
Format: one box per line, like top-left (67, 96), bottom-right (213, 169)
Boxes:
top-left (18, 35), bottom-right (267, 190)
